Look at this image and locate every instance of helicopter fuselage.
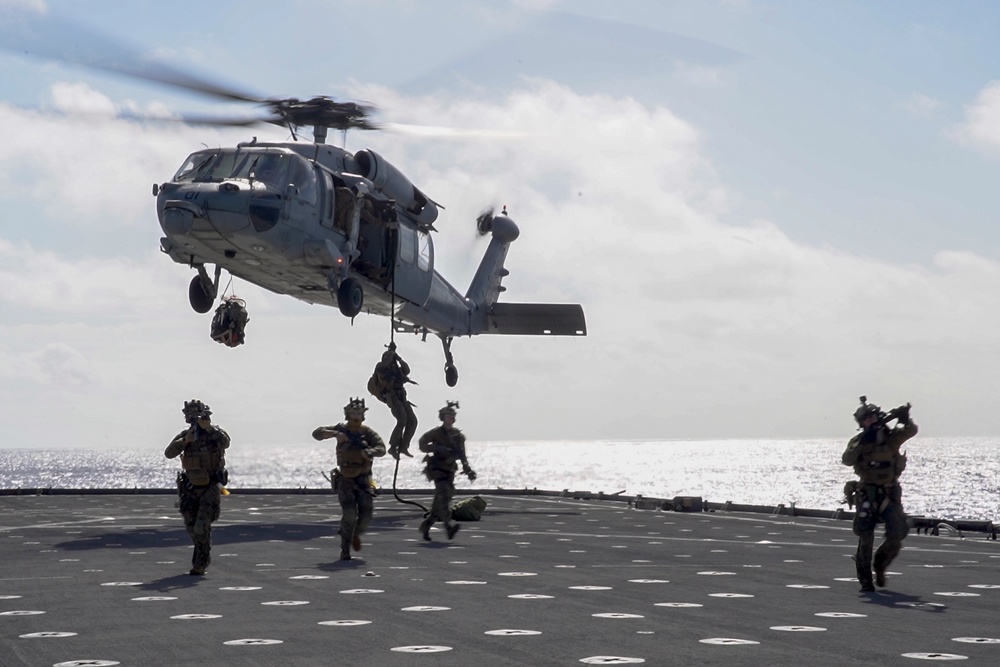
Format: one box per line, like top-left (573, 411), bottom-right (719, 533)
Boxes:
top-left (155, 140), bottom-right (585, 385)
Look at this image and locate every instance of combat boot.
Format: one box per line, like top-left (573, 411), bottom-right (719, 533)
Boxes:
top-left (859, 579), bottom-right (875, 593)
top-left (419, 520), bottom-right (432, 541)
top-left (446, 523), bottom-right (460, 540)
top-left (388, 446), bottom-right (399, 460)
top-left (339, 549), bottom-right (352, 561)
top-left (352, 533), bottom-right (362, 552)
top-left (189, 565), bottom-right (206, 576)
top-left (873, 553), bottom-right (887, 588)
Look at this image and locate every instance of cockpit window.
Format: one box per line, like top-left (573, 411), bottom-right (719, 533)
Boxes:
top-left (173, 151), bottom-right (218, 182)
top-left (172, 149), bottom-right (317, 200)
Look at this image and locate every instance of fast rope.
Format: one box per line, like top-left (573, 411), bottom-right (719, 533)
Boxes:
top-left (385, 260), bottom-right (427, 514)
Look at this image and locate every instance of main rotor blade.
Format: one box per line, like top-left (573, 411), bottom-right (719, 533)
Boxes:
top-left (0, 9), bottom-right (266, 104)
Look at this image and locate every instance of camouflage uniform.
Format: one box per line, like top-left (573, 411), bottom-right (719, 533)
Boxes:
top-left (842, 400), bottom-right (917, 591)
top-left (313, 399), bottom-right (386, 560)
top-left (370, 346), bottom-right (417, 458)
top-left (418, 403), bottom-right (476, 541)
top-left (164, 400), bottom-right (230, 576)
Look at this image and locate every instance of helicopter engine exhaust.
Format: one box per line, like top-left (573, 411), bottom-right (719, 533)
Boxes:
top-left (353, 149), bottom-right (439, 227)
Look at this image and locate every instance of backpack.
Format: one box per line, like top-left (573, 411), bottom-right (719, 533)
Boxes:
top-left (211, 298), bottom-right (249, 347)
top-left (450, 495), bottom-right (487, 521)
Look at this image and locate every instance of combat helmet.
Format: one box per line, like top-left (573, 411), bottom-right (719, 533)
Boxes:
top-left (439, 400), bottom-right (459, 420)
top-left (853, 396), bottom-right (883, 427)
top-left (344, 397), bottom-right (368, 420)
top-left (182, 398), bottom-right (212, 419)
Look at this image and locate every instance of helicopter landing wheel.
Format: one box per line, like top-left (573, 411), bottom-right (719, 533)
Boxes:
top-left (188, 276), bottom-right (214, 314)
top-left (445, 364), bottom-right (459, 387)
top-left (337, 278), bottom-right (364, 318)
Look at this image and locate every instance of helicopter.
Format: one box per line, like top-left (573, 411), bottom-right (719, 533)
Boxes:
top-left (2, 13), bottom-right (586, 387)
top-left (157, 101), bottom-right (587, 386)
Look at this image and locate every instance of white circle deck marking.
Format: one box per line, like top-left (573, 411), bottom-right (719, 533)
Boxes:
top-left (289, 575), bottom-right (328, 580)
top-left (262, 600), bottom-right (310, 606)
top-left (629, 579), bottom-right (668, 584)
top-left (220, 586), bottom-right (261, 591)
top-left (0, 595), bottom-right (22, 599)
top-left (402, 606), bottom-right (450, 611)
top-left (709, 593), bottom-right (754, 598)
top-left (223, 639), bottom-right (283, 645)
top-left (951, 638), bottom-right (1000, 644)
top-left (54, 661), bottom-right (120, 667)
top-left (319, 620), bottom-right (372, 626)
top-left (900, 653), bottom-right (967, 660)
top-left (485, 629), bottom-right (541, 636)
top-left (816, 612), bottom-right (866, 618)
top-left (655, 603), bottom-right (703, 608)
top-left (934, 592), bottom-right (979, 597)
top-left (968, 584), bottom-right (1000, 589)
top-left (787, 584), bottom-right (830, 589)
top-left (132, 596), bottom-right (177, 601)
top-left (700, 638), bottom-right (760, 645)
top-left (391, 646), bottom-right (452, 653)
top-left (698, 571), bottom-right (736, 576)
top-left (19, 631), bottom-right (77, 638)
top-left (100, 582), bottom-right (141, 587)
top-left (171, 614), bottom-right (222, 619)
top-left (570, 586), bottom-right (613, 590)
top-left (896, 602), bottom-right (947, 609)
top-left (509, 594), bottom-right (554, 599)
top-left (594, 613), bottom-right (644, 619)
top-left (0, 611), bottom-right (45, 616)
top-left (498, 572), bottom-right (537, 577)
top-left (771, 626), bottom-right (827, 632)
top-left (340, 589), bottom-right (384, 594)
top-left (579, 658), bottom-right (645, 664)
top-left (447, 580), bottom-right (487, 585)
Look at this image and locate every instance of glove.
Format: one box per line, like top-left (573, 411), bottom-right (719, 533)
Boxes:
top-left (464, 468), bottom-right (477, 482)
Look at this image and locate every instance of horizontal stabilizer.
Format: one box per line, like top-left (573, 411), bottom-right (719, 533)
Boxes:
top-left (486, 303), bottom-right (587, 336)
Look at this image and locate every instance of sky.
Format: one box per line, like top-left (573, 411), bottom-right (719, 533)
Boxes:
top-left (2, 0), bottom-right (1000, 448)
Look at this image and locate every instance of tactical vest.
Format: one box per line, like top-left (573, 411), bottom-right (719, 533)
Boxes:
top-left (421, 427), bottom-right (465, 481)
top-left (334, 425), bottom-right (376, 478)
top-left (180, 428), bottom-right (227, 486)
top-left (850, 431), bottom-right (902, 485)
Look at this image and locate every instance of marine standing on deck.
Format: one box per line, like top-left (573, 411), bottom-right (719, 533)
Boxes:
top-left (368, 342), bottom-right (417, 459)
top-left (842, 396), bottom-right (917, 592)
top-left (312, 398), bottom-right (387, 560)
top-left (164, 399), bottom-right (230, 576)
top-left (418, 401), bottom-right (476, 541)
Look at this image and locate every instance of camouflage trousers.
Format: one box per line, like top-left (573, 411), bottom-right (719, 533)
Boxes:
top-left (852, 484), bottom-right (909, 584)
top-left (421, 476), bottom-right (456, 531)
top-left (338, 474), bottom-right (375, 550)
top-left (386, 393), bottom-right (417, 453)
top-left (179, 484), bottom-right (222, 569)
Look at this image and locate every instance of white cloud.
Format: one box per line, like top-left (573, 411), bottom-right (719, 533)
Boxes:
top-left (899, 92), bottom-right (942, 118)
top-left (0, 238), bottom-right (185, 315)
top-left (4, 76), bottom-right (1000, 446)
top-left (954, 80), bottom-right (1000, 155)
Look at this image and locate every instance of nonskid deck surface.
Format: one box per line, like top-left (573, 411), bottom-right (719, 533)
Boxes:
top-left (1, 493), bottom-right (999, 666)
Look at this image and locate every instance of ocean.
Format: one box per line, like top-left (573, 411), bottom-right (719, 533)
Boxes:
top-left (1, 438), bottom-right (998, 521)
